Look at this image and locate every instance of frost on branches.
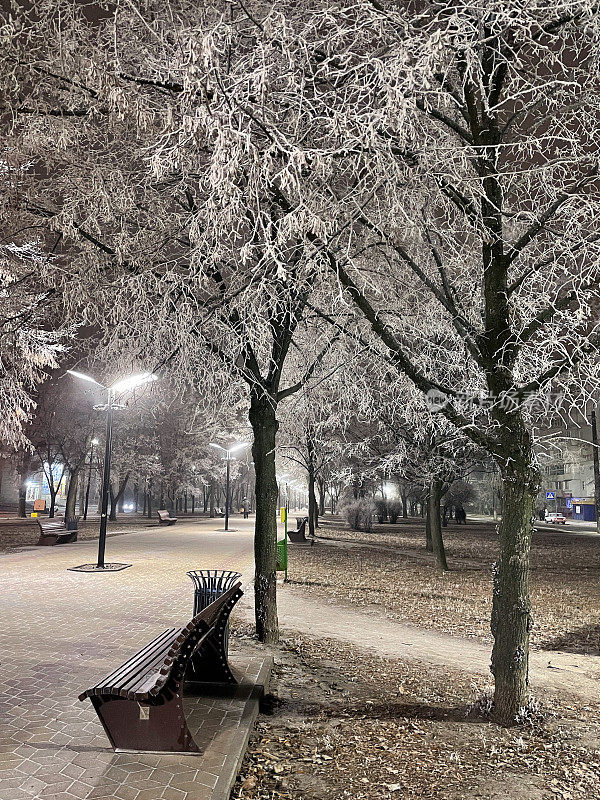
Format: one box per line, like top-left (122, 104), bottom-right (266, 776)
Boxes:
top-left (4, 0), bottom-right (600, 720)
top-left (0, 238), bottom-right (69, 450)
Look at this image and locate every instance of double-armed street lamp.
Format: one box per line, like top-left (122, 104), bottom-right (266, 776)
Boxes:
top-left (67, 370), bottom-right (158, 570)
top-left (209, 442), bottom-right (249, 531)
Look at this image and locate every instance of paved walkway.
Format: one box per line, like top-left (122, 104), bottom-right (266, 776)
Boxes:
top-left (0, 517), bottom-right (259, 800)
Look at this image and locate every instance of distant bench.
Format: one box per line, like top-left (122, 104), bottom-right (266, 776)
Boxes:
top-left (157, 509), bottom-right (178, 525)
top-left (287, 516), bottom-right (314, 546)
top-left (36, 518), bottom-right (79, 546)
top-left (78, 582), bottom-right (243, 753)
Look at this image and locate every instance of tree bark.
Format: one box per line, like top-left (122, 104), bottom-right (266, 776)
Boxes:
top-left (249, 390), bottom-right (279, 644)
top-left (491, 454), bottom-right (537, 725)
top-left (429, 478), bottom-right (449, 571)
top-left (65, 467), bottom-right (80, 522)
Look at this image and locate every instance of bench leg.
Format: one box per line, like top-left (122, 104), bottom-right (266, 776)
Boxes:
top-left (90, 690), bottom-right (200, 753)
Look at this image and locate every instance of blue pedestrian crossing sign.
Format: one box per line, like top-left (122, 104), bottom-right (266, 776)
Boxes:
top-left (545, 491), bottom-right (555, 500)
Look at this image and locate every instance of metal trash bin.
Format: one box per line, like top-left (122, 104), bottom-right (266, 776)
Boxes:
top-left (186, 570), bottom-right (242, 656)
top-left (186, 569), bottom-right (242, 616)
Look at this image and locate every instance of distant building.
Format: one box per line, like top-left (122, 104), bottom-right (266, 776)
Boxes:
top-left (537, 415), bottom-right (597, 521)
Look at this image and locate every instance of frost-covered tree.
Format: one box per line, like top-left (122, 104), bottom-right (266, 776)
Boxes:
top-left (0, 235), bottom-right (70, 450)
top-left (5, 0), bottom-right (600, 721)
top-left (1, 1), bottom-right (346, 643)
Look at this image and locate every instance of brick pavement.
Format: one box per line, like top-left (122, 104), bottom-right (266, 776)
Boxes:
top-left (0, 518), bottom-right (267, 800)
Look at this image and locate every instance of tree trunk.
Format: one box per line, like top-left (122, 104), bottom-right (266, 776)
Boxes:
top-left (425, 491), bottom-right (433, 552)
top-left (65, 468), bottom-right (79, 522)
top-left (307, 468), bottom-right (317, 538)
top-left (117, 482), bottom-right (125, 513)
top-left (209, 479), bottom-right (216, 517)
top-left (78, 469), bottom-right (86, 516)
top-left (109, 472), bottom-right (130, 521)
top-left (249, 390), bottom-right (279, 644)
top-left (48, 484), bottom-right (57, 518)
top-left (146, 483), bottom-right (152, 519)
top-left (133, 483), bottom-right (139, 513)
top-left (491, 458), bottom-right (537, 725)
top-left (429, 479), bottom-right (448, 571)
top-left (18, 452), bottom-right (31, 518)
top-left (318, 478), bottom-right (326, 516)
top-left (401, 491), bottom-right (408, 518)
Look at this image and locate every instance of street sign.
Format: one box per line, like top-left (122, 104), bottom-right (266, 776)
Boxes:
top-left (545, 491), bottom-right (555, 499)
top-left (565, 499), bottom-right (572, 509)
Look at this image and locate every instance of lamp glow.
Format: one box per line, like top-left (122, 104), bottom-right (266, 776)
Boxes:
top-left (111, 372), bottom-right (157, 394)
top-left (67, 369), bottom-right (104, 386)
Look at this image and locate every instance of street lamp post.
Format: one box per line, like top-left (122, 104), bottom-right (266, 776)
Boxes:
top-left (209, 442), bottom-right (249, 531)
top-left (67, 370), bottom-right (157, 570)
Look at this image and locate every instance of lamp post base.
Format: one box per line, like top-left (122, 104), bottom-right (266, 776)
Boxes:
top-left (68, 563), bottom-right (132, 573)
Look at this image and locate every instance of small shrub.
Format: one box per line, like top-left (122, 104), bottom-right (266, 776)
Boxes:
top-left (374, 498), bottom-right (387, 523)
top-left (342, 499), bottom-right (375, 532)
top-left (387, 500), bottom-right (402, 524)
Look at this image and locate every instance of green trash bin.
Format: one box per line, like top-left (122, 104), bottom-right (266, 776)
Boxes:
top-left (276, 539), bottom-right (287, 571)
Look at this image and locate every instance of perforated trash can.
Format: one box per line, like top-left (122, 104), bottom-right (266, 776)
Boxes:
top-left (186, 569), bottom-right (242, 616)
top-left (186, 569), bottom-right (242, 656)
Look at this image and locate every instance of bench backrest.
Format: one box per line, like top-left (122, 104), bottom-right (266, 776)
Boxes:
top-left (37, 519), bottom-right (65, 532)
top-left (157, 509), bottom-right (171, 519)
top-left (160, 581), bottom-right (242, 676)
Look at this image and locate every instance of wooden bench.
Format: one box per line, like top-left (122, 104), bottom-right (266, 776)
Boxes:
top-left (78, 582), bottom-right (242, 753)
top-left (287, 516), bottom-right (314, 546)
top-left (157, 509), bottom-right (178, 525)
top-left (36, 518), bottom-right (78, 546)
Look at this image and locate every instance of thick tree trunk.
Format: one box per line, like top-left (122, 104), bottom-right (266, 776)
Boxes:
top-left (249, 391), bottom-right (279, 644)
top-left (65, 468), bottom-right (79, 522)
top-left (429, 478), bottom-right (449, 571)
top-left (491, 458), bottom-right (537, 725)
top-left (146, 484), bottom-right (152, 519)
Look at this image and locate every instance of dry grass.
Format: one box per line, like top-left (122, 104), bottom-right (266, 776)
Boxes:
top-left (286, 518), bottom-right (600, 654)
top-left (231, 626), bottom-right (600, 800)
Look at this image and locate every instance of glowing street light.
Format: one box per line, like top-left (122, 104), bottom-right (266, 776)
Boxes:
top-left (209, 442), bottom-right (249, 531)
top-left (67, 369), bottom-right (158, 569)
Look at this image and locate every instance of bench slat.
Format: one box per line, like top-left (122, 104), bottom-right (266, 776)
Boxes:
top-left (80, 628), bottom-right (181, 701)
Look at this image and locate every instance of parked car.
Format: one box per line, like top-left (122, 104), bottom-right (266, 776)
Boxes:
top-left (545, 512), bottom-right (567, 524)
